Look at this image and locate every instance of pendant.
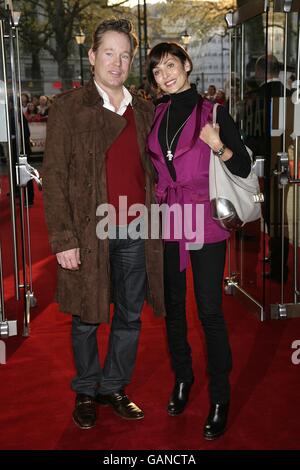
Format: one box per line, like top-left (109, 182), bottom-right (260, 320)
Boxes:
top-left (166, 150), bottom-right (173, 161)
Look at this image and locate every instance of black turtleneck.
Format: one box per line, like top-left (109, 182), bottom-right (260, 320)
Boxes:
top-left (157, 86), bottom-right (251, 181)
top-left (158, 86), bottom-right (198, 180)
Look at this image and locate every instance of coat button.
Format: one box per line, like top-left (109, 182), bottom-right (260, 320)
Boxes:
top-left (87, 183), bottom-right (92, 188)
top-left (85, 216), bottom-right (90, 222)
top-left (87, 248), bottom-right (91, 253)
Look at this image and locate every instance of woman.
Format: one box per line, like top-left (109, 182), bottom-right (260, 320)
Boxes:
top-left (146, 43), bottom-right (251, 440)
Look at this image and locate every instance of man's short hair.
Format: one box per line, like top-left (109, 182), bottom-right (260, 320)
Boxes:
top-left (91, 18), bottom-right (138, 57)
top-left (256, 54), bottom-right (280, 77)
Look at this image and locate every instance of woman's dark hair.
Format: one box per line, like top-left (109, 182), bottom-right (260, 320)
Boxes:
top-left (91, 18), bottom-right (138, 57)
top-left (147, 42), bottom-right (193, 89)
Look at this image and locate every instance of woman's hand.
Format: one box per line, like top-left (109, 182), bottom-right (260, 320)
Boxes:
top-left (199, 123), bottom-right (223, 152)
top-left (199, 123), bottom-right (233, 161)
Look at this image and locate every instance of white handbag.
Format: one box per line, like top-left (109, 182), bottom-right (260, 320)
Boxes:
top-left (209, 103), bottom-right (263, 230)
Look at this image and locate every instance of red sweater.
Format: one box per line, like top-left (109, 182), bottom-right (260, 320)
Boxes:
top-left (106, 106), bottom-right (146, 224)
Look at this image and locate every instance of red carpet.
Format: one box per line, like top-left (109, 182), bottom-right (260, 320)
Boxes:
top-left (1, 173), bottom-right (300, 451)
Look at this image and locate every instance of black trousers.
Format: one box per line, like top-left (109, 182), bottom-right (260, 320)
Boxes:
top-left (164, 240), bottom-right (232, 404)
top-left (71, 235), bottom-right (146, 397)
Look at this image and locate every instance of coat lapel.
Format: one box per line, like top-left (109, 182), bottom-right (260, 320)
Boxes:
top-left (132, 99), bottom-right (152, 158)
top-left (82, 79), bottom-right (127, 155)
top-left (147, 101), bottom-right (169, 162)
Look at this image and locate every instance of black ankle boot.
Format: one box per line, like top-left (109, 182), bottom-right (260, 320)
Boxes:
top-left (203, 402), bottom-right (229, 440)
top-left (167, 378), bottom-right (194, 416)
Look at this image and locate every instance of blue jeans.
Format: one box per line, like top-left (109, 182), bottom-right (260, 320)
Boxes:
top-left (71, 232), bottom-right (146, 396)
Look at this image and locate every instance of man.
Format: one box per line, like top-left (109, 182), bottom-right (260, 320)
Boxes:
top-left (43, 19), bottom-right (164, 430)
top-left (254, 55), bottom-right (292, 282)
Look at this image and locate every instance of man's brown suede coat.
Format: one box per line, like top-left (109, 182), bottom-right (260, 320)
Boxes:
top-left (43, 80), bottom-right (165, 324)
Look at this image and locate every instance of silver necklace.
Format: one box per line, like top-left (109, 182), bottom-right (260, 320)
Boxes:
top-left (165, 105), bottom-right (191, 161)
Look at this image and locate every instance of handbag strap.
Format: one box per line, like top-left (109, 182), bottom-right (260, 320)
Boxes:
top-left (212, 103), bottom-right (219, 202)
top-left (212, 102), bottom-right (219, 126)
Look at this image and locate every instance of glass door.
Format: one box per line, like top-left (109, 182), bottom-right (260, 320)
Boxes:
top-left (227, 0), bottom-right (300, 319)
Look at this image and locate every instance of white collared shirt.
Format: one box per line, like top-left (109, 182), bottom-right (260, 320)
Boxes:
top-left (94, 80), bottom-right (132, 116)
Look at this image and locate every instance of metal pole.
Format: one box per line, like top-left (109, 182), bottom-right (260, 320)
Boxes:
top-left (282, 12), bottom-right (288, 154)
top-left (79, 43), bottom-right (84, 86)
top-left (228, 29), bottom-right (232, 115)
top-left (279, 11), bottom-right (289, 303)
top-left (7, 9), bottom-right (30, 334)
top-left (221, 34), bottom-right (224, 88)
top-left (15, 23), bottom-right (34, 297)
top-left (137, 0), bottom-right (143, 85)
top-left (143, 0), bottom-right (148, 64)
top-left (241, 24), bottom-right (245, 131)
top-left (0, 242), bottom-right (5, 323)
top-left (16, 28), bottom-right (25, 155)
top-left (19, 191), bottom-right (29, 336)
top-left (292, 20), bottom-right (300, 303)
top-left (0, 18), bottom-right (19, 299)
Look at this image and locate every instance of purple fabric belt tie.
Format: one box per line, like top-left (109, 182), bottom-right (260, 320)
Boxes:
top-left (156, 180), bottom-right (208, 271)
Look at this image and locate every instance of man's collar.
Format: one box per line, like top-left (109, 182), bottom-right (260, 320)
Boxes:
top-left (259, 77), bottom-right (283, 87)
top-left (82, 79), bottom-right (103, 107)
top-left (93, 80), bottom-right (132, 110)
top-left (266, 77), bottom-right (282, 84)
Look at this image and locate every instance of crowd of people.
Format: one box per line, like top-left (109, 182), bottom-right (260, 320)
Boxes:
top-left (203, 84), bottom-right (226, 105)
top-left (127, 80), bottom-right (227, 106)
top-left (21, 79), bottom-right (226, 119)
top-left (21, 92), bottom-right (54, 122)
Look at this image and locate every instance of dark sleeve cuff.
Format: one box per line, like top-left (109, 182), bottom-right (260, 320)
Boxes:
top-left (216, 105), bottom-right (252, 178)
top-left (50, 233), bottom-right (79, 254)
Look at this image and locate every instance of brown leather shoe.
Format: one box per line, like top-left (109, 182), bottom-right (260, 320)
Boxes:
top-left (96, 390), bottom-right (144, 420)
top-left (72, 394), bottom-right (97, 429)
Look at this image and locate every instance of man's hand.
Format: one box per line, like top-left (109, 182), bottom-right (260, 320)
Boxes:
top-left (56, 248), bottom-right (81, 270)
